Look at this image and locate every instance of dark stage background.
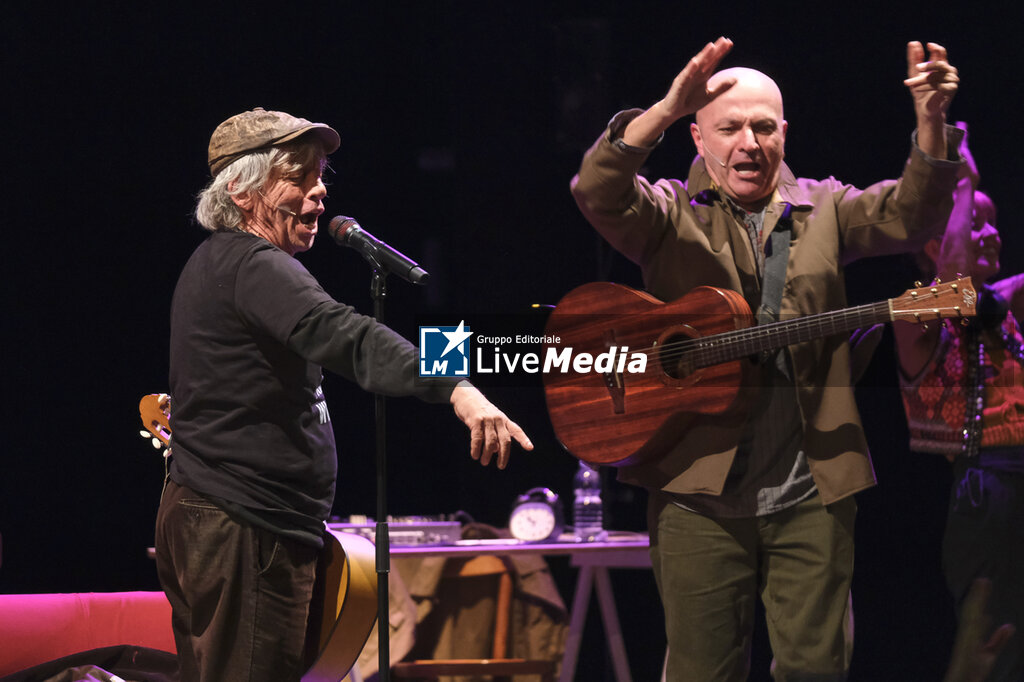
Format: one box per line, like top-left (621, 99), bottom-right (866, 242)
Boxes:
top-left (4, 3), bottom-right (1023, 680)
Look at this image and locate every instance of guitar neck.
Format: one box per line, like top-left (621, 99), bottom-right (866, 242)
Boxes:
top-left (691, 300), bottom-right (892, 368)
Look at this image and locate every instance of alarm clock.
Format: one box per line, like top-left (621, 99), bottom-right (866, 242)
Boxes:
top-left (508, 487), bottom-right (564, 542)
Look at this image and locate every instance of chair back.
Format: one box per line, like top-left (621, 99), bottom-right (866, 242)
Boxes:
top-left (392, 555), bottom-right (557, 681)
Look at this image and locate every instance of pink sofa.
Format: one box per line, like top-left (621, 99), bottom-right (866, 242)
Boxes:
top-left (0, 591), bottom-right (176, 677)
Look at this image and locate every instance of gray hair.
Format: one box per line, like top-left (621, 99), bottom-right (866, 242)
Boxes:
top-left (195, 141), bottom-right (328, 232)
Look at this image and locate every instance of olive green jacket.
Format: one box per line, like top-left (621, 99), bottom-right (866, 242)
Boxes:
top-left (570, 110), bottom-right (963, 504)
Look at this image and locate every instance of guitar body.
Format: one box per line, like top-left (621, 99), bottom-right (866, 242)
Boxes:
top-left (542, 282), bottom-right (755, 467)
top-left (303, 529), bottom-right (379, 682)
top-left (543, 277), bottom-right (978, 468)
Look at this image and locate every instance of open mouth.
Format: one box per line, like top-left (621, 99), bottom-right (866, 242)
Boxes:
top-left (732, 161), bottom-right (761, 175)
top-left (299, 211), bottom-right (320, 226)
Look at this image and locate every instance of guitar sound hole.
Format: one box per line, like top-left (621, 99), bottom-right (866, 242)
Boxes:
top-left (659, 333), bottom-right (696, 380)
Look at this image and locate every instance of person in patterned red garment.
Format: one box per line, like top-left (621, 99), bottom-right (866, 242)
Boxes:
top-left (895, 123), bottom-right (1023, 682)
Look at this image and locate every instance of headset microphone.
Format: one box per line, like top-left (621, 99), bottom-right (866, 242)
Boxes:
top-left (258, 190), bottom-right (298, 217)
top-left (702, 145), bottom-right (728, 168)
top-left (696, 126), bottom-right (728, 168)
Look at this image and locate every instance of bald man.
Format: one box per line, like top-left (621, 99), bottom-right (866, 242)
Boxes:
top-left (570, 38), bottom-right (962, 681)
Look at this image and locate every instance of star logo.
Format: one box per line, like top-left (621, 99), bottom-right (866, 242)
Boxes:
top-left (440, 320), bottom-right (473, 358)
top-left (419, 321), bottom-right (472, 377)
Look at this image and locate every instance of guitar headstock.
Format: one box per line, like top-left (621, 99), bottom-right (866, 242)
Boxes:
top-left (139, 393), bottom-right (172, 457)
top-left (890, 277), bottom-right (977, 327)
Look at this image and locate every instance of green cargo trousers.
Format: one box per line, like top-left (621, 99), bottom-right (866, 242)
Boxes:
top-left (649, 491), bottom-right (856, 682)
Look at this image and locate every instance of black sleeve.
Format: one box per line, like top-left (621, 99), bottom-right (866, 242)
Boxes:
top-left (234, 243), bottom-right (456, 402)
top-left (288, 300), bottom-right (457, 403)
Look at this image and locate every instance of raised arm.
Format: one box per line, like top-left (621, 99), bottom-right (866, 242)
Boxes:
top-left (892, 175), bottom-right (973, 377)
top-left (621, 37), bottom-right (735, 148)
top-left (934, 177), bottom-right (977, 283)
top-left (904, 41), bottom-right (959, 159)
top-left (952, 122), bottom-right (1024, 325)
top-left (955, 121), bottom-right (980, 190)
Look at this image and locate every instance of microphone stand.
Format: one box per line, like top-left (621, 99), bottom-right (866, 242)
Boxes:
top-left (341, 228), bottom-right (428, 682)
top-left (369, 264), bottom-right (393, 682)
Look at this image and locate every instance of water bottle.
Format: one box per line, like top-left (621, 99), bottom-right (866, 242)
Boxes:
top-left (573, 461), bottom-right (606, 542)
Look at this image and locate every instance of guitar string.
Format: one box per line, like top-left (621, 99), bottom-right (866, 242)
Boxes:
top-left (599, 301), bottom-right (890, 363)
top-left (583, 299), bottom-right (969, 379)
top-left (547, 282), bottom-right (969, 381)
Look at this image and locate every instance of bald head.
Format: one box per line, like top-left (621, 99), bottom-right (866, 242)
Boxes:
top-left (697, 68), bottom-right (784, 125)
top-left (691, 67), bottom-right (787, 210)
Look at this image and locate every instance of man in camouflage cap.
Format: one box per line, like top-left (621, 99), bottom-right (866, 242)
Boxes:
top-left (195, 107), bottom-right (340, 255)
top-left (206, 107), bottom-right (341, 177)
top-left (154, 109), bottom-right (533, 681)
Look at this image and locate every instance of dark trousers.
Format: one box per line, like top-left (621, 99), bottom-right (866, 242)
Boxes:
top-left (648, 492), bottom-right (856, 682)
top-left (154, 479), bottom-right (319, 682)
top-left (944, 458), bottom-right (1024, 682)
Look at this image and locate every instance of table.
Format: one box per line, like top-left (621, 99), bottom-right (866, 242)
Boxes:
top-left (388, 531), bottom-right (650, 682)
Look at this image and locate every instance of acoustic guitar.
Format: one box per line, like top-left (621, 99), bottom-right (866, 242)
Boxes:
top-left (138, 395), bottom-right (378, 682)
top-left (138, 393), bottom-right (172, 455)
top-left (303, 529), bottom-right (377, 682)
top-left (541, 278), bottom-right (977, 467)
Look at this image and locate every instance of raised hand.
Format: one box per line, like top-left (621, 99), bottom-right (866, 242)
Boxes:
top-left (658, 37), bottom-right (736, 121)
top-left (904, 41), bottom-right (958, 122)
top-left (905, 41), bottom-right (958, 159)
top-left (622, 37), bottom-right (734, 147)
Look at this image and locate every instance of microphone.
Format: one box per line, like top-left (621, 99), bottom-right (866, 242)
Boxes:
top-left (328, 216), bottom-right (430, 285)
top-left (702, 145), bottom-right (728, 168)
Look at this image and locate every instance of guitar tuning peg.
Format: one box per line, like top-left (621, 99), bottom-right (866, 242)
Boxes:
top-left (139, 431), bottom-right (150, 439)
top-left (152, 438), bottom-right (162, 450)
top-left (934, 277), bottom-right (942, 284)
top-left (914, 281), bottom-right (923, 288)
top-left (961, 318), bottom-right (970, 327)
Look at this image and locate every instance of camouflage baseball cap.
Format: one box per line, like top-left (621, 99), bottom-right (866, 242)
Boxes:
top-left (207, 107), bottom-right (341, 176)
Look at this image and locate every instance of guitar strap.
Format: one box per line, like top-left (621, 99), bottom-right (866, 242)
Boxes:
top-left (757, 216), bottom-right (792, 325)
